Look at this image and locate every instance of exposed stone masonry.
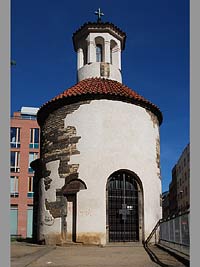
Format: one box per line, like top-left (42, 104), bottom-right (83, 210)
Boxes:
top-left (45, 197), bottom-right (67, 218)
top-left (40, 101), bottom-right (90, 218)
top-left (156, 137), bottom-right (161, 179)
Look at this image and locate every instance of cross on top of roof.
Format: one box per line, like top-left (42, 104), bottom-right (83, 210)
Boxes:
top-left (94, 8), bottom-right (104, 22)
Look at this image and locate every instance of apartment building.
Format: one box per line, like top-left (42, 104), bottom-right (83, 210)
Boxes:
top-left (10, 107), bottom-right (40, 238)
top-left (162, 143), bottom-right (190, 218)
top-left (169, 166), bottom-right (178, 216)
top-left (162, 191), bottom-right (170, 219)
top-left (176, 143), bottom-right (190, 213)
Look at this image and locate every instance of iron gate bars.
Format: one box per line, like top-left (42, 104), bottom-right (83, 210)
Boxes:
top-left (107, 171), bottom-right (139, 242)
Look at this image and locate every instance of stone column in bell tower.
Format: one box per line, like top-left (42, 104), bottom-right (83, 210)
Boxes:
top-left (77, 48), bottom-right (83, 69)
top-left (86, 36), bottom-right (95, 64)
top-left (105, 40), bottom-right (111, 63)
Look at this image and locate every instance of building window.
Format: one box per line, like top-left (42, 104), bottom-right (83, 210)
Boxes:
top-left (29, 128), bottom-right (39, 148)
top-left (21, 114), bottom-right (36, 120)
top-left (28, 152), bottom-right (38, 173)
top-left (10, 176), bottom-right (18, 197)
top-left (96, 44), bottom-right (102, 62)
top-left (27, 176), bottom-right (34, 197)
top-left (10, 206), bottom-right (18, 235)
top-left (10, 127), bottom-right (20, 148)
top-left (10, 151), bottom-right (20, 172)
top-left (27, 206), bottom-right (33, 237)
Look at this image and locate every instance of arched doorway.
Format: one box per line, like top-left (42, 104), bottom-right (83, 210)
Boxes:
top-left (106, 170), bottom-right (143, 242)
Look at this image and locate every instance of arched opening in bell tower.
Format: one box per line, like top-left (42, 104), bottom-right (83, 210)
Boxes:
top-left (95, 36), bottom-right (105, 62)
top-left (110, 39), bottom-right (119, 67)
top-left (96, 44), bottom-right (103, 62)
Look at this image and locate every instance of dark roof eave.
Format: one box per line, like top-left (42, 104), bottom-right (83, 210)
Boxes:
top-left (72, 22), bottom-right (126, 51)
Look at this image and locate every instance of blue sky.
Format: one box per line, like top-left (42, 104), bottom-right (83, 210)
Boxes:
top-left (11, 0), bottom-right (189, 192)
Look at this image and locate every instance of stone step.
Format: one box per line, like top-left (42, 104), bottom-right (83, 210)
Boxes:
top-left (105, 242), bottom-right (143, 247)
top-left (60, 241), bottom-right (83, 247)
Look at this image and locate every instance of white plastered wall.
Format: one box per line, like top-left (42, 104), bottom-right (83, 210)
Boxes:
top-left (61, 99), bottom-right (162, 244)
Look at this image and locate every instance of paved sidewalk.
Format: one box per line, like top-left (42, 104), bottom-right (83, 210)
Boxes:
top-left (10, 242), bottom-right (187, 267)
top-left (11, 242), bottom-right (55, 267)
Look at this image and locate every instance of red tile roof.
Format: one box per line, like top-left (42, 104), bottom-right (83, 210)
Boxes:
top-left (37, 78), bottom-right (163, 126)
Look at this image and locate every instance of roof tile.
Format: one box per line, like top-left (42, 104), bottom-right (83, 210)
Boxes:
top-left (38, 78), bottom-right (162, 125)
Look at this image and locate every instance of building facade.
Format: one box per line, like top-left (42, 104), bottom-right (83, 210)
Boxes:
top-left (162, 191), bottom-right (170, 219)
top-left (10, 107), bottom-right (40, 238)
top-left (176, 143), bottom-right (190, 213)
top-left (162, 143), bottom-right (190, 218)
top-left (169, 166), bottom-right (178, 216)
top-left (33, 18), bottom-right (163, 245)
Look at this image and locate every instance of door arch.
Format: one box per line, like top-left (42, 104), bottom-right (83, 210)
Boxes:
top-left (106, 170), bottom-right (144, 242)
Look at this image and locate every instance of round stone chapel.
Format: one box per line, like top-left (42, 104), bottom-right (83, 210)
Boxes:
top-left (33, 17), bottom-right (163, 246)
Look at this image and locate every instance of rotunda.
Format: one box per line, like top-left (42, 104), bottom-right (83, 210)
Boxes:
top-left (33, 14), bottom-right (163, 245)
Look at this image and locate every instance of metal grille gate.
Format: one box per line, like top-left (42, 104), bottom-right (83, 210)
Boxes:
top-left (107, 171), bottom-right (139, 242)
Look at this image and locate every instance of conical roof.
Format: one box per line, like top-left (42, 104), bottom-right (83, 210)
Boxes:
top-left (37, 78), bottom-right (163, 126)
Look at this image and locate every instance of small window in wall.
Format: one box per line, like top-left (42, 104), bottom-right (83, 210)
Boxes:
top-left (10, 176), bottom-right (19, 197)
top-left (96, 44), bottom-right (102, 62)
top-left (10, 151), bottom-right (20, 172)
top-left (10, 127), bottom-right (20, 148)
top-left (30, 128), bottom-right (39, 148)
top-left (28, 152), bottom-right (38, 173)
top-left (27, 176), bottom-right (34, 197)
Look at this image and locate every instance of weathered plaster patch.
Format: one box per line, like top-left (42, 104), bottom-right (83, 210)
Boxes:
top-left (146, 110), bottom-right (160, 179)
top-left (146, 110), bottom-right (159, 128)
top-left (156, 137), bottom-right (161, 178)
top-left (44, 233), bottom-right (63, 245)
top-left (43, 210), bottom-right (55, 226)
top-left (77, 232), bottom-right (106, 245)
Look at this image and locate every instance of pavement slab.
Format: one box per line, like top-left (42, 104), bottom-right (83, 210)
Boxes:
top-left (29, 246), bottom-right (160, 267)
top-left (11, 242), bottom-right (188, 267)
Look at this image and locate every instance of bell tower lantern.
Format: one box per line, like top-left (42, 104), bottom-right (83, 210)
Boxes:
top-left (72, 9), bottom-right (126, 83)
